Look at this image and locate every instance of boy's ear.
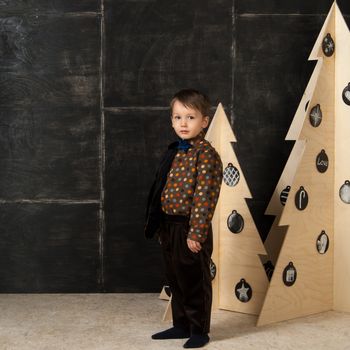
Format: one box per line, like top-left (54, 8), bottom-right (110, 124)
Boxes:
top-left (203, 115), bottom-right (210, 128)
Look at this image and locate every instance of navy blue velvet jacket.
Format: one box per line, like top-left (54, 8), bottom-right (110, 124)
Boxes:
top-left (144, 141), bottom-right (178, 239)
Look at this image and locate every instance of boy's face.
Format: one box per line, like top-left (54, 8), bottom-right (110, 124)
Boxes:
top-left (171, 100), bottom-right (209, 142)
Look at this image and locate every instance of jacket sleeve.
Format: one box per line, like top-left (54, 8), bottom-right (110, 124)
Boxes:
top-left (144, 147), bottom-right (170, 220)
top-left (188, 148), bottom-right (223, 243)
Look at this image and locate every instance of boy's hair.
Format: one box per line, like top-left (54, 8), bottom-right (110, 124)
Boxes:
top-left (170, 89), bottom-right (211, 117)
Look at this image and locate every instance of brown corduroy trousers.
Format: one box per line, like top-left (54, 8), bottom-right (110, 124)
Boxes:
top-left (159, 210), bottom-right (213, 335)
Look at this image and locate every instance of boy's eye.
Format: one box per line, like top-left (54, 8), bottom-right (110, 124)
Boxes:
top-left (173, 115), bottom-right (195, 120)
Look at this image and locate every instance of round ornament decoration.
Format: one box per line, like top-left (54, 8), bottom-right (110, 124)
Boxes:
top-left (235, 278), bottom-right (252, 303)
top-left (263, 260), bottom-right (275, 281)
top-left (223, 163), bottom-right (240, 187)
top-left (339, 180), bottom-right (350, 204)
top-left (283, 262), bottom-right (297, 286)
top-left (305, 100), bottom-right (310, 112)
top-left (295, 186), bottom-right (309, 210)
top-left (309, 104), bottom-right (322, 127)
top-left (316, 149), bottom-right (329, 173)
top-left (209, 259), bottom-right (217, 281)
top-left (342, 83), bottom-right (350, 106)
top-left (322, 33), bottom-right (335, 57)
top-left (316, 230), bottom-right (329, 254)
top-left (227, 210), bottom-right (244, 234)
top-left (164, 285), bottom-right (172, 297)
top-left (280, 186), bottom-right (291, 206)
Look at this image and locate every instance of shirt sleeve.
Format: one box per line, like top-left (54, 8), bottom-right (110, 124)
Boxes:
top-left (188, 148), bottom-right (223, 243)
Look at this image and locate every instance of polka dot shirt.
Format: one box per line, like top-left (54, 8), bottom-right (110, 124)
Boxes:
top-left (161, 130), bottom-right (223, 243)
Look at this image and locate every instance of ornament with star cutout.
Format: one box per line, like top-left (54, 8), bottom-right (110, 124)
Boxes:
top-left (235, 278), bottom-right (252, 302)
top-left (309, 104), bottom-right (322, 127)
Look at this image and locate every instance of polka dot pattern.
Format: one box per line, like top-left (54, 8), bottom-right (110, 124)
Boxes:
top-left (161, 130), bottom-right (223, 243)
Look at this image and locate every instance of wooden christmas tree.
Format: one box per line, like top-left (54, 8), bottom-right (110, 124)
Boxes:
top-left (263, 60), bottom-right (323, 266)
top-left (205, 103), bottom-right (268, 314)
top-left (258, 1), bottom-right (350, 326)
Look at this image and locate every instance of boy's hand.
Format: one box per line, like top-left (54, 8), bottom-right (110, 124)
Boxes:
top-left (187, 238), bottom-right (202, 253)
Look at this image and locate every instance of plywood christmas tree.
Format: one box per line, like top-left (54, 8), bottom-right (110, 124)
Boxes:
top-left (263, 36), bottom-right (327, 268)
top-left (258, 1), bottom-right (350, 326)
top-left (205, 103), bottom-right (268, 314)
top-left (263, 60), bottom-right (324, 266)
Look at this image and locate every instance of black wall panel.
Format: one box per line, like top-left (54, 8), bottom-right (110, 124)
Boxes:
top-left (104, 109), bottom-right (175, 292)
top-left (0, 2), bottom-right (101, 292)
top-left (0, 14), bottom-right (100, 108)
top-left (0, 203), bottom-right (100, 292)
top-left (0, 107), bottom-right (100, 199)
top-left (104, 0), bottom-right (232, 108)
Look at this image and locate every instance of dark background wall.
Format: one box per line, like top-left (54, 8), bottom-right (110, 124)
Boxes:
top-left (0, 0), bottom-right (349, 292)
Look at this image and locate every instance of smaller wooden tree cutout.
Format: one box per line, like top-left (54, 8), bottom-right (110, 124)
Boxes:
top-left (205, 103), bottom-right (268, 314)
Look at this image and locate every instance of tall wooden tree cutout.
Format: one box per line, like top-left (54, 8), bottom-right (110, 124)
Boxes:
top-left (258, 1), bottom-right (350, 326)
top-left (263, 58), bottom-right (323, 266)
top-left (205, 103), bottom-right (268, 314)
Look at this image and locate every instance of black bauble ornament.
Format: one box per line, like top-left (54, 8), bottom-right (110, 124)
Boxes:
top-left (339, 180), bottom-right (350, 204)
top-left (283, 262), bottom-right (297, 286)
top-left (322, 33), bottom-right (335, 57)
top-left (342, 83), bottom-right (350, 106)
top-left (235, 278), bottom-right (252, 303)
top-left (227, 210), bottom-right (244, 234)
top-left (316, 149), bottom-right (329, 173)
top-left (223, 163), bottom-right (240, 187)
top-left (309, 104), bottom-right (322, 127)
top-left (295, 186), bottom-right (308, 210)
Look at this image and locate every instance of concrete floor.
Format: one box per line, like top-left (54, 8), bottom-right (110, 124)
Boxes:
top-left (0, 294), bottom-right (350, 350)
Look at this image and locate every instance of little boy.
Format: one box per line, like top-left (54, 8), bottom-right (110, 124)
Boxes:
top-left (144, 89), bottom-right (223, 348)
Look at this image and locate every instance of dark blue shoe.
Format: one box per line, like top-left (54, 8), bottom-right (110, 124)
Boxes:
top-left (151, 327), bottom-right (191, 340)
top-left (183, 334), bottom-right (210, 348)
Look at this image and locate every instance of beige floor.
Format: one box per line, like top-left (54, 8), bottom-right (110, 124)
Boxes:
top-left (0, 294), bottom-right (350, 350)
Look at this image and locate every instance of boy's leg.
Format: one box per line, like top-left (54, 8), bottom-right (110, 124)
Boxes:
top-left (173, 223), bottom-right (213, 335)
top-left (159, 220), bottom-right (190, 332)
